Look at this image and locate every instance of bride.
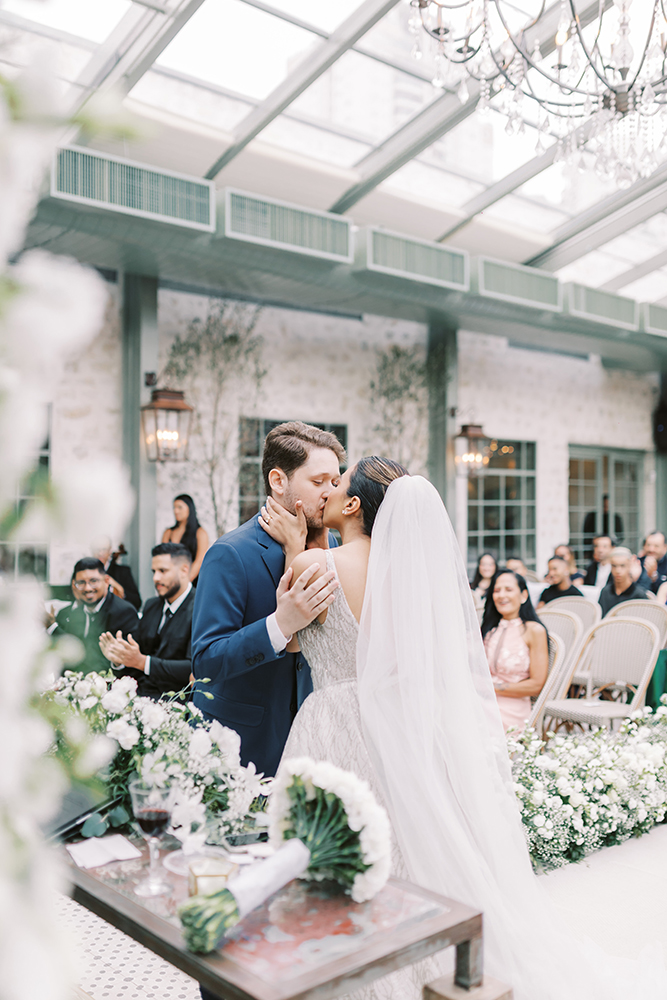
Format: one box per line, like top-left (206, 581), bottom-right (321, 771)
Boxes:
top-left (261, 458), bottom-right (666, 1000)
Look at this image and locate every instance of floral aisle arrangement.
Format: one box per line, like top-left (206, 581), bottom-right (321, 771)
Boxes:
top-left (178, 757), bottom-right (391, 953)
top-left (510, 706), bottom-right (667, 871)
top-left (0, 69), bottom-right (136, 1000)
top-left (47, 671), bottom-right (268, 850)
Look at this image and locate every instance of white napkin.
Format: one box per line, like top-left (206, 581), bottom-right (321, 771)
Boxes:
top-left (66, 834), bottom-right (142, 869)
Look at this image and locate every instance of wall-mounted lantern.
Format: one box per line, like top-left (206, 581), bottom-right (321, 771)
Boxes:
top-left (141, 389), bottom-right (194, 462)
top-left (455, 424), bottom-right (489, 475)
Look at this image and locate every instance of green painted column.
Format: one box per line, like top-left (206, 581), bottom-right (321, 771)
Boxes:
top-left (427, 322), bottom-right (459, 523)
top-left (122, 274), bottom-right (158, 606)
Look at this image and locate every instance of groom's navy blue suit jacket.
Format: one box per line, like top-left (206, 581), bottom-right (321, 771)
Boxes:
top-left (191, 515), bottom-right (331, 777)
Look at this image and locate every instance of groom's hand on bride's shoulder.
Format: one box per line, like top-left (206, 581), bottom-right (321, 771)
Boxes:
top-left (274, 560), bottom-right (338, 638)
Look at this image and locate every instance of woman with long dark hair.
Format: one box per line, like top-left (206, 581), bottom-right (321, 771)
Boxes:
top-left (470, 551), bottom-right (497, 603)
top-left (162, 494), bottom-right (209, 583)
top-left (481, 568), bottom-right (548, 732)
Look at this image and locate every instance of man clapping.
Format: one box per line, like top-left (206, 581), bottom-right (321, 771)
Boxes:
top-left (100, 543), bottom-right (194, 699)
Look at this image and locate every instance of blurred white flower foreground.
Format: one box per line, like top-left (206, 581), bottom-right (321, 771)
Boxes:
top-left (0, 70), bottom-right (134, 1000)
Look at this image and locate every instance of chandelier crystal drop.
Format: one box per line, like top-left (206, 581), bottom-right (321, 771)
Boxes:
top-left (408, 0), bottom-right (667, 185)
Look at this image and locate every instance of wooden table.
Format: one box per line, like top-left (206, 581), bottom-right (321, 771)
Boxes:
top-left (64, 841), bottom-right (492, 1000)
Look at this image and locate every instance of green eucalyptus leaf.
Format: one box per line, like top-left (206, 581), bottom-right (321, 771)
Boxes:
top-left (81, 813), bottom-right (108, 838)
top-left (107, 805), bottom-right (130, 827)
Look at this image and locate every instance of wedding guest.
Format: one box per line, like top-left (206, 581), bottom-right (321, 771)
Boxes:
top-left (506, 556), bottom-right (540, 583)
top-left (91, 535), bottom-right (141, 610)
top-left (583, 534), bottom-right (613, 587)
top-left (470, 552), bottom-right (497, 603)
top-left (640, 531), bottom-right (667, 594)
top-left (53, 558), bottom-right (139, 675)
top-left (162, 494), bottom-right (209, 584)
top-left (554, 543), bottom-right (584, 583)
top-left (598, 547), bottom-right (649, 616)
top-left (99, 543), bottom-right (194, 699)
top-left (481, 569), bottom-right (548, 732)
top-left (536, 556), bottom-right (583, 608)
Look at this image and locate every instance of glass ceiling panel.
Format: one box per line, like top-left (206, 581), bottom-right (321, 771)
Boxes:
top-left (0, 0), bottom-right (131, 42)
top-left (620, 271), bottom-right (667, 303)
top-left (516, 160), bottom-right (618, 218)
top-left (379, 160), bottom-right (485, 211)
top-left (0, 21), bottom-right (93, 84)
top-left (247, 0), bottom-right (362, 33)
top-left (556, 251), bottom-right (632, 287)
top-left (156, 0), bottom-right (320, 102)
top-left (358, 5), bottom-right (443, 81)
top-left (289, 49), bottom-right (437, 147)
top-left (421, 109), bottom-right (554, 188)
top-left (483, 194), bottom-right (569, 235)
top-left (260, 115), bottom-right (372, 168)
top-left (129, 70), bottom-right (254, 134)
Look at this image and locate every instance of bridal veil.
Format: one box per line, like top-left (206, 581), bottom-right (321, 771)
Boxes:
top-left (356, 474), bottom-right (665, 1000)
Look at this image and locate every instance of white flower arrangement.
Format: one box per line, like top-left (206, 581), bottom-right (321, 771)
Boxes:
top-left (179, 757), bottom-right (392, 953)
top-left (48, 671), bottom-right (269, 849)
top-left (510, 702), bottom-right (667, 871)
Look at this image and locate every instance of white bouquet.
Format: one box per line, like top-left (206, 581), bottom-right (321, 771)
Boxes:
top-left (178, 757), bottom-right (391, 953)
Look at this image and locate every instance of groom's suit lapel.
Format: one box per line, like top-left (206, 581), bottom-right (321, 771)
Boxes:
top-left (255, 517), bottom-right (284, 588)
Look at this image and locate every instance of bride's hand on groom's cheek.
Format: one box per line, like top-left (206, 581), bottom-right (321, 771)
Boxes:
top-left (259, 496), bottom-right (307, 552)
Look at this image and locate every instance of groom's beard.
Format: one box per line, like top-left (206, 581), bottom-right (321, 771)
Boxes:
top-left (282, 490), bottom-right (324, 529)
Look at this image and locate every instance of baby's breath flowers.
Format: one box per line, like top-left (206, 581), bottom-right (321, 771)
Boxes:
top-left (509, 701), bottom-right (667, 871)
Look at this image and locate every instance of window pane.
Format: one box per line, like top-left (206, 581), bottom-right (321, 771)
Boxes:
top-left (526, 506), bottom-right (535, 530)
top-left (18, 545), bottom-right (47, 580)
top-left (484, 477), bottom-right (500, 501)
top-left (468, 506), bottom-right (479, 532)
top-left (525, 478), bottom-right (535, 501)
top-left (240, 500), bottom-right (260, 523)
top-left (484, 507), bottom-right (500, 531)
top-left (525, 442), bottom-right (536, 470)
top-left (0, 544), bottom-right (15, 575)
top-left (505, 477), bottom-right (520, 501)
top-left (525, 535), bottom-right (536, 559)
top-left (483, 536), bottom-right (500, 556)
top-left (468, 477), bottom-right (479, 501)
top-left (239, 418), bottom-right (260, 457)
top-left (504, 535), bottom-right (520, 556)
top-left (239, 461), bottom-right (259, 497)
top-left (505, 507), bottom-right (520, 530)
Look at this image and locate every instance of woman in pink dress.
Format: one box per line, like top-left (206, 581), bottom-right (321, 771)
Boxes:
top-left (481, 569), bottom-right (549, 732)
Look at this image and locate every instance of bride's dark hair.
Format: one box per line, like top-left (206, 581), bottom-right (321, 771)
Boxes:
top-left (348, 456), bottom-right (409, 536)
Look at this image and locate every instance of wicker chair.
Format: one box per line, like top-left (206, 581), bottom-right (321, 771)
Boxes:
top-left (606, 599), bottom-right (667, 647)
top-left (544, 595), bottom-right (601, 632)
top-left (537, 609), bottom-right (584, 671)
top-left (542, 617), bottom-right (661, 732)
top-left (526, 632), bottom-right (566, 732)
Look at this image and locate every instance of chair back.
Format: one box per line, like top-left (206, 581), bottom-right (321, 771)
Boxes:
top-left (526, 632), bottom-right (566, 731)
top-left (537, 609), bottom-right (584, 669)
top-left (578, 617), bottom-right (661, 705)
top-left (545, 596), bottom-right (601, 632)
top-left (606, 600), bottom-right (667, 647)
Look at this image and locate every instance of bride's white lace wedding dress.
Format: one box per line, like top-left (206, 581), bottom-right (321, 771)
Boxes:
top-left (283, 550), bottom-right (438, 999)
top-left (280, 477), bottom-right (667, 1000)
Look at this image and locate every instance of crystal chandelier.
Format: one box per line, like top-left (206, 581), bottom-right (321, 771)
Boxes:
top-left (408, 0), bottom-right (667, 185)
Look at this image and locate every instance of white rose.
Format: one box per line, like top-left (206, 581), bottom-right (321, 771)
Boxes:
top-left (106, 718), bottom-right (140, 750)
top-left (533, 815), bottom-right (546, 828)
top-left (189, 728), bottom-right (213, 758)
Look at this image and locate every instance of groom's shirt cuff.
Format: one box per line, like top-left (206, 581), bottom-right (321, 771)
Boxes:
top-left (266, 612), bottom-right (292, 653)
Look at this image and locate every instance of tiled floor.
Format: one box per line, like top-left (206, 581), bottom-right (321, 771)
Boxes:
top-left (61, 825), bottom-right (667, 998)
top-left (57, 895), bottom-right (200, 1000)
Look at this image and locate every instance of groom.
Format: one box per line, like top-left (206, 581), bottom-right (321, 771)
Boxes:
top-left (191, 421), bottom-right (345, 778)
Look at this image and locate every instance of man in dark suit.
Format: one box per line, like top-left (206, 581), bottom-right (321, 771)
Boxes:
top-left (191, 422), bottom-right (345, 778)
top-left (99, 543), bottom-right (194, 699)
top-left (92, 536), bottom-right (142, 610)
top-left (53, 558), bottom-right (139, 674)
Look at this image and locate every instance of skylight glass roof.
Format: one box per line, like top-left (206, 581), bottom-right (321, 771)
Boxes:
top-left (155, 0), bottom-right (319, 101)
top-left (5, 0), bottom-right (667, 309)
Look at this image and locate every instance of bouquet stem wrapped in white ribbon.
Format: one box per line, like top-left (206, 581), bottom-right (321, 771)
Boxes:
top-left (178, 758), bottom-right (391, 953)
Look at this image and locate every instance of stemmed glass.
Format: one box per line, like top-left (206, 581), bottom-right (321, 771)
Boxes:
top-left (129, 779), bottom-right (173, 897)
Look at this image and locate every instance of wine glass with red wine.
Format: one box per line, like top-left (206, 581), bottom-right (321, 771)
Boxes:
top-left (129, 779), bottom-right (174, 897)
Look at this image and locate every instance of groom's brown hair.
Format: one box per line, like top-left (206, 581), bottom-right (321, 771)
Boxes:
top-left (262, 421), bottom-right (346, 493)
